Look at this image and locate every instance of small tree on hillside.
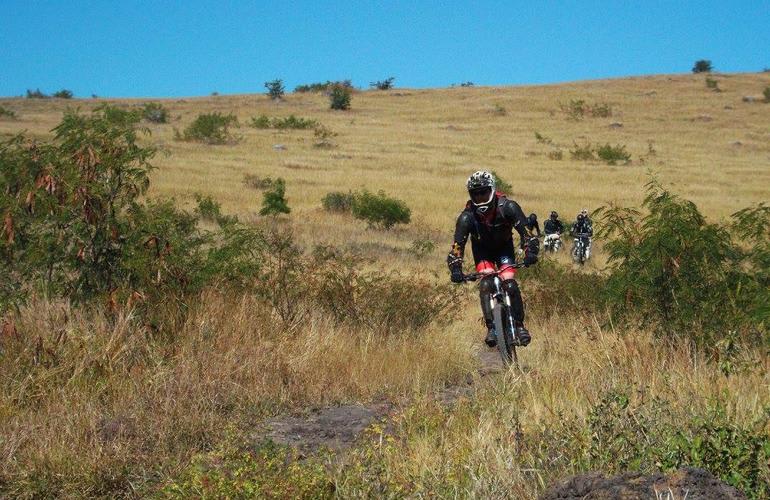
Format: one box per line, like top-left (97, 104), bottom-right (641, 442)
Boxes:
top-left (692, 60), bottom-right (713, 73)
top-left (53, 89), bottom-right (74, 99)
top-left (265, 79), bottom-right (285, 100)
top-left (370, 77), bottom-right (395, 90)
top-left (329, 85), bottom-right (352, 110)
top-left (260, 178), bottom-right (290, 215)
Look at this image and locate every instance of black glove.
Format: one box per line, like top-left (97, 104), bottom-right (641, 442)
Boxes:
top-left (523, 253), bottom-right (538, 267)
top-left (447, 253), bottom-right (464, 283)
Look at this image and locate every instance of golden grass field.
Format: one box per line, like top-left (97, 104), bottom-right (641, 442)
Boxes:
top-left (1, 73), bottom-right (769, 497)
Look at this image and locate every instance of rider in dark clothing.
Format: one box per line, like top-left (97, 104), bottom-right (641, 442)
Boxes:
top-left (525, 213), bottom-right (541, 237)
top-left (447, 171), bottom-right (539, 348)
top-left (570, 214), bottom-right (594, 258)
top-left (543, 211), bottom-right (564, 235)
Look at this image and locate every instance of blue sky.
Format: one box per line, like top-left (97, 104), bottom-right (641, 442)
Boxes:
top-left (2, 0), bottom-right (768, 98)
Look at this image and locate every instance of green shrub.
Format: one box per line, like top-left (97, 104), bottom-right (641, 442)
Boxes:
top-left (25, 88), bottom-right (48, 99)
top-left (0, 106), bottom-right (16, 119)
top-left (596, 143), bottom-right (631, 165)
top-left (491, 171), bottom-right (512, 193)
top-left (763, 85), bottom-right (770, 103)
top-left (692, 59), bottom-right (713, 73)
top-left (321, 191), bottom-right (355, 213)
top-left (177, 112), bottom-right (239, 144)
top-left (243, 174), bottom-right (275, 190)
top-left (560, 99), bottom-right (586, 120)
top-left (259, 178), bottom-right (290, 216)
top-left (264, 79), bottom-right (285, 100)
top-left (705, 77), bottom-right (721, 92)
top-left (52, 89), bottom-right (73, 99)
top-left (596, 179), bottom-right (770, 345)
top-left (329, 85), bottom-right (352, 110)
top-left (351, 190), bottom-right (410, 230)
top-left (142, 102), bottom-right (168, 123)
top-left (250, 114), bottom-right (271, 128)
top-left (194, 194), bottom-right (237, 226)
top-left (370, 77), bottom-right (395, 90)
top-left (294, 79), bottom-right (352, 93)
top-left (570, 141), bottom-right (595, 160)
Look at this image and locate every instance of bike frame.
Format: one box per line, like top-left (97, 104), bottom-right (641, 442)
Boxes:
top-left (463, 263), bottom-right (525, 367)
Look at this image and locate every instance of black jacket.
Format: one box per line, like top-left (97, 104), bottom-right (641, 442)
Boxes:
top-left (544, 218), bottom-right (564, 235)
top-left (450, 195), bottom-right (529, 260)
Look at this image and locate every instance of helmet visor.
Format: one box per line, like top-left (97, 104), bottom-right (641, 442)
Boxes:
top-left (470, 187), bottom-right (493, 205)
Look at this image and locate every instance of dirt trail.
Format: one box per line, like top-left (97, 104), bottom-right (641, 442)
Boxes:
top-left (261, 348), bottom-right (504, 453)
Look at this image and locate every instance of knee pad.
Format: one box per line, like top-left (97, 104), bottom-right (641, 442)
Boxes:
top-left (479, 277), bottom-right (495, 295)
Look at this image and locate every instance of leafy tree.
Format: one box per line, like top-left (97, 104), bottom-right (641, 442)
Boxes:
top-left (25, 88), bottom-right (48, 99)
top-left (52, 89), bottom-right (74, 99)
top-left (177, 112), bottom-right (239, 144)
top-left (351, 190), bottom-right (410, 229)
top-left (370, 77), bottom-right (395, 90)
top-left (265, 79), bottom-right (285, 100)
top-left (260, 178), bottom-right (290, 216)
top-left (692, 59), bottom-right (713, 73)
top-left (329, 85), bottom-right (351, 110)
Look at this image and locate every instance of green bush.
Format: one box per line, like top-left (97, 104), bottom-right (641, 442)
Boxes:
top-left (321, 191), bottom-right (355, 213)
top-left (596, 179), bottom-right (770, 345)
top-left (491, 171), bottom-right (512, 193)
top-left (0, 106), bottom-right (16, 119)
top-left (370, 77), bottom-right (395, 90)
top-left (705, 77), bottom-right (721, 92)
top-left (294, 80), bottom-right (352, 93)
top-left (250, 114), bottom-right (318, 129)
top-left (194, 194), bottom-right (237, 226)
top-left (329, 85), bottom-right (352, 110)
top-left (52, 89), bottom-right (73, 99)
top-left (351, 190), bottom-right (410, 230)
top-left (259, 178), bottom-right (290, 216)
top-left (693, 59), bottom-right (713, 73)
top-left (596, 143), bottom-right (631, 165)
top-left (177, 112), bottom-right (239, 144)
top-left (264, 79), bottom-right (285, 100)
top-left (560, 100), bottom-right (612, 119)
top-left (763, 85), bottom-right (770, 103)
top-left (142, 102), bottom-right (168, 123)
top-left (25, 88), bottom-right (48, 99)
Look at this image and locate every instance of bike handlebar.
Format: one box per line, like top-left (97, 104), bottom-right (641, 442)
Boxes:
top-left (462, 263), bottom-right (526, 282)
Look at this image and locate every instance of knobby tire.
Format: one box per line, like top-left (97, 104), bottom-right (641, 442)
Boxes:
top-left (492, 303), bottom-right (517, 368)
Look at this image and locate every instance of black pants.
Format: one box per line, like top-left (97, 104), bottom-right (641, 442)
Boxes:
top-left (471, 239), bottom-right (525, 327)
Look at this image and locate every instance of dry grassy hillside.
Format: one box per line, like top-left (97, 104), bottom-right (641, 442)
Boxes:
top-left (1, 74), bottom-right (769, 498)
top-left (2, 73), bottom-right (769, 265)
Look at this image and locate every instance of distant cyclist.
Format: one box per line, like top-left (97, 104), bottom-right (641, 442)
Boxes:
top-left (543, 211), bottom-right (564, 252)
top-left (524, 213), bottom-right (541, 238)
top-left (570, 213), bottom-right (594, 259)
top-left (447, 171), bottom-right (539, 347)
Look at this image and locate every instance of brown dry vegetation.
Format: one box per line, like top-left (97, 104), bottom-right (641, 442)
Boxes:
top-left (1, 73), bottom-right (769, 498)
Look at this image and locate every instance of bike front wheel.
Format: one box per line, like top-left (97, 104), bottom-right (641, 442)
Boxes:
top-left (492, 303), bottom-right (518, 368)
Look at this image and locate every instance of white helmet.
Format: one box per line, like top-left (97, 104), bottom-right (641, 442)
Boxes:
top-left (466, 171), bottom-right (496, 212)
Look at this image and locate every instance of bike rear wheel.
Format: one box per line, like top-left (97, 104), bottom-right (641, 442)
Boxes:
top-left (492, 303), bottom-right (518, 368)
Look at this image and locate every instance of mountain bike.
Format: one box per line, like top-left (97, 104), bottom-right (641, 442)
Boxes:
top-left (463, 263), bottom-right (526, 368)
top-left (572, 233), bottom-right (591, 265)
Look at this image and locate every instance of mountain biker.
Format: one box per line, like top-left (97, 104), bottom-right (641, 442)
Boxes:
top-left (579, 208), bottom-right (593, 229)
top-left (446, 171), bottom-right (539, 348)
top-left (524, 213), bottom-right (541, 237)
top-left (544, 211), bottom-right (564, 236)
top-left (570, 213), bottom-right (594, 259)
top-left (543, 211), bottom-right (564, 250)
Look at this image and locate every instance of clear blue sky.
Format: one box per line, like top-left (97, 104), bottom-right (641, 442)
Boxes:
top-left (2, 0), bottom-right (768, 98)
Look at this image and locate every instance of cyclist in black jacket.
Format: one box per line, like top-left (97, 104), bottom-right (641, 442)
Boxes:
top-left (544, 211), bottom-right (564, 236)
top-left (447, 171), bottom-right (539, 348)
